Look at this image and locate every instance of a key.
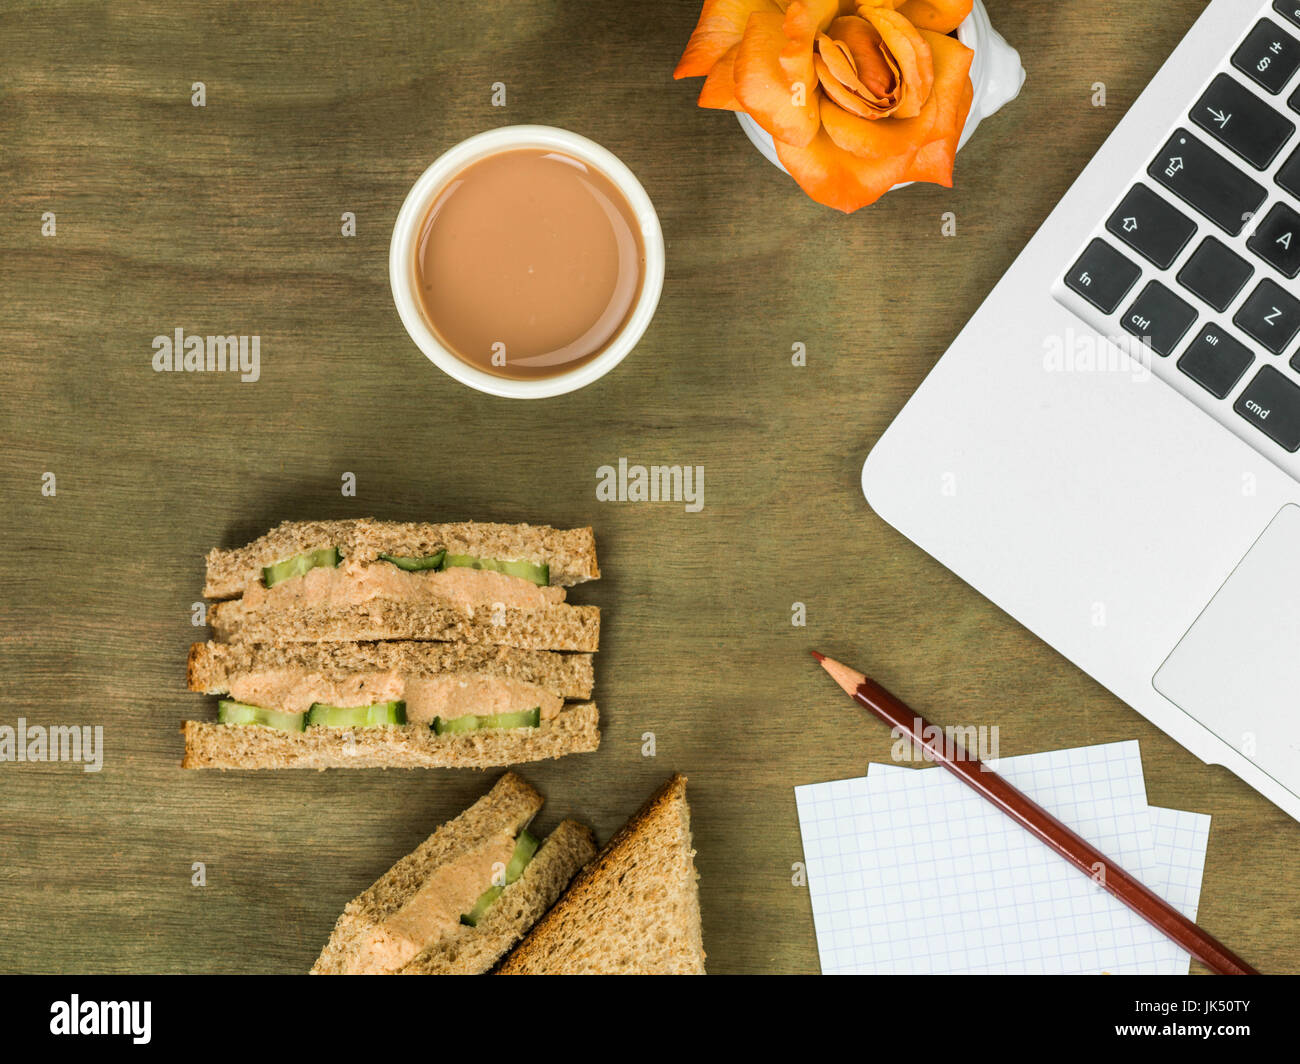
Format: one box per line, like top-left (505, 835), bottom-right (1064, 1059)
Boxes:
top-left (1247, 201), bottom-right (1300, 277)
top-left (1192, 73), bottom-right (1295, 169)
top-left (1234, 278), bottom-right (1300, 353)
top-left (1064, 239), bottom-right (1141, 314)
top-left (1148, 130), bottom-right (1267, 236)
top-left (1234, 365), bottom-right (1300, 450)
top-left (1177, 237), bottom-right (1255, 311)
top-left (1105, 185), bottom-right (1196, 268)
top-left (1121, 281), bottom-right (1198, 356)
top-left (1177, 324), bottom-right (1255, 399)
top-left (1232, 19), bottom-right (1300, 95)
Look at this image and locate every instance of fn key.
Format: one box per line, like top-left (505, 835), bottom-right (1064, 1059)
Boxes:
top-left (1235, 365), bottom-right (1300, 451)
top-left (1065, 239), bottom-right (1141, 313)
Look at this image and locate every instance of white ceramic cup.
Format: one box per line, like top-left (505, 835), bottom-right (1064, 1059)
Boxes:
top-left (389, 125), bottom-right (665, 398)
top-left (736, 0), bottom-right (1025, 187)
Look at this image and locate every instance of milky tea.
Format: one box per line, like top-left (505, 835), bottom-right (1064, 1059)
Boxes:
top-left (413, 149), bottom-right (645, 381)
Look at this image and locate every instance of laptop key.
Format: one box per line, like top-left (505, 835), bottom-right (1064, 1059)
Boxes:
top-left (1234, 278), bottom-right (1300, 353)
top-left (1121, 281), bottom-right (1198, 356)
top-left (1105, 185), bottom-right (1196, 268)
top-left (1064, 238), bottom-right (1141, 313)
top-left (1148, 130), bottom-right (1267, 236)
top-left (1247, 201), bottom-right (1300, 277)
top-left (1275, 142), bottom-right (1300, 196)
top-left (1232, 19), bottom-right (1300, 95)
top-left (1192, 73), bottom-right (1295, 169)
top-left (1177, 237), bottom-right (1255, 311)
top-left (1234, 365), bottom-right (1300, 450)
top-left (1177, 324), bottom-right (1255, 399)
top-left (1278, 1), bottom-right (1300, 30)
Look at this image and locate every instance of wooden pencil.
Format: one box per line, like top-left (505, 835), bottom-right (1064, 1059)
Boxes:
top-left (812, 651), bottom-right (1259, 976)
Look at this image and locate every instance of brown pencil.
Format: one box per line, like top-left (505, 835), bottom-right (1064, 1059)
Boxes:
top-left (812, 652), bottom-right (1259, 976)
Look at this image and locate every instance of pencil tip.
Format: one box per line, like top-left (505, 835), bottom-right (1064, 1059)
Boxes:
top-left (810, 650), bottom-right (825, 663)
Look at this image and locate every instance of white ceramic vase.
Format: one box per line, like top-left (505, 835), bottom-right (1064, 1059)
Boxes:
top-left (736, 0), bottom-right (1025, 187)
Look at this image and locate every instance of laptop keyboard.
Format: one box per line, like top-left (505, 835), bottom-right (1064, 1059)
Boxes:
top-left (1058, 2), bottom-right (1300, 464)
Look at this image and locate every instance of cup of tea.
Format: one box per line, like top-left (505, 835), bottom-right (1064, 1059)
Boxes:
top-left (390, 125), bottom-right (665, 398)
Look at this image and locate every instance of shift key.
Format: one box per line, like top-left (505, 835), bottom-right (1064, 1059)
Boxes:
top-left (1235, 365), bottom-right (1300, 451)
top-left (1149, 129), bottom-right (1267, 235)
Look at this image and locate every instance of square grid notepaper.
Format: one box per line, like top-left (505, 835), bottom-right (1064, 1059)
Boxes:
top-left (794, 741), bottom-right (1210, 974)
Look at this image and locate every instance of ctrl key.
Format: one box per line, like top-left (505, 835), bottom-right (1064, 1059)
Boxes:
top-left (1064, 238), bottom-right (1142, 314)
top-left (1234, 365), bottom-right (1300, 451)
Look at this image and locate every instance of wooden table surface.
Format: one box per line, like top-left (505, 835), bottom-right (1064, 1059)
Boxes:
top-left (2, 0), bottom-right (1296, 975)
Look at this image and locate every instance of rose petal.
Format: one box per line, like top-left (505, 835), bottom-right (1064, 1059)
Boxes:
top-left (820, 91), bottom-right (933, 158)
top-left (698, 43), bottom-right (744, 109)
top-left (896, 0), bottom-right (971, 35)
top-left (859, 7), bottom-right (933, 119)
top-left (674, 0), bottom-right (783, 79)
top-left (735, 11), bottom-right (821, 147)
top-left (775, 125), bottom-right (915, 211)
top-left (826, 15), bottom-right (894, 98)
top-left (814, 32), bottom-right (890, 116)
top-left (900, 30), bottom-right (973, 185)
top-left (815, 54), bottom-right (884, 117)
top-left (904, 72), bottom-right (973, 185)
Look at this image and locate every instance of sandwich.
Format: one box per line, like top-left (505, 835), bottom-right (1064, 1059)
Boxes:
top-left (183, 518), bottom-right (602, 770)
top-left (311, 772), bottom-right (597, 974)
top-left (496, 773), bottom-right (706, 974)
top-left (183, 641), bottom-right (599, 769)
top-left (204, 518), bottom-right (600, 651)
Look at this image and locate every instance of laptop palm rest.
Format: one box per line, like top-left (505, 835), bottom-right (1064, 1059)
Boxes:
top-left (1154, 504), bottom-right (1300, 796)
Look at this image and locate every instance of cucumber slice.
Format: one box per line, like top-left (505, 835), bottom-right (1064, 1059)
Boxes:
top-left (460, 830), bottom-right (542, 927)
top-left (505, 829), bottom-right (541, 882)
top-left (431, 707), bottom-right (541, 736)
top-left (262, 547), bottom-right (340, 588)
top-left (217, 700), bottom-right (307, 732)
top-left (460, 885), bottom-right (502, 928)
top-left (441, 553), bottom-right (549, 587)
top-left (377, 550), bottom-right (445, 571)
top-left (305, 701), bottom-right (406, 727)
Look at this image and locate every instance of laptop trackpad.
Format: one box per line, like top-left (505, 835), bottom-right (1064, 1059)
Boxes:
top-left (1155, 504), bottom-right (1300, 792)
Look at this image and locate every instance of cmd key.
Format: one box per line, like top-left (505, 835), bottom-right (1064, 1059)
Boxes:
top-left (1234, 365), bottom-right (1300, 451)
top-left (1192, 73), bottom-right (1295, 169)
top-left (1148, 130), bottom-right (1267, 236)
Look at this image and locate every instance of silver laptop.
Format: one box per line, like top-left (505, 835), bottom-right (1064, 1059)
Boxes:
top-left (864, 0), bottom-right (1300, 821)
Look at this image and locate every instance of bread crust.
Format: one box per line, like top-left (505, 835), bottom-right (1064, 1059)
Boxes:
top-left (205, 519), bottom-right (599, 599)
top-left (312, 772), bottom-right (545, 975)
top-left (398, 819), bottom-right (597, 975)
top-left (495, 774), bottom-right (706, 975)
top-left (181, 702), bottom-right (599, 770)
top-left (206, 598), bottom-right (600, 653)
top-left (187, 640), bottom-right (594, 700)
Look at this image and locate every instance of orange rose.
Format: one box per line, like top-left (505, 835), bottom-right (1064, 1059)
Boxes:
top-left (675, 0), bottom-right (975, 212)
